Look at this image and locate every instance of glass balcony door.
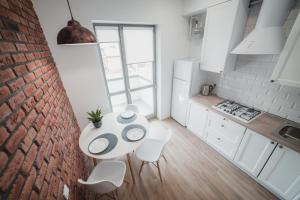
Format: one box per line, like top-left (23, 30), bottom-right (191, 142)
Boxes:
top-left (95, 24), bottom-right (156, 118)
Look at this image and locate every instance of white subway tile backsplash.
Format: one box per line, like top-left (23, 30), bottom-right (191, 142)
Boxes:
top-left (207, 4), bottom-right (300, 123)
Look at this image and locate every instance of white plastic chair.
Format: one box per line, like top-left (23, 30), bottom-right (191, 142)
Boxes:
top-left (125, 104), bottom-right (139, 113)
top-left (148, 125), bottom-right (172, 142)
top-left (78, 161), bottom-right (126, 199)
top-left (135, 128), bottom-right (173, 182)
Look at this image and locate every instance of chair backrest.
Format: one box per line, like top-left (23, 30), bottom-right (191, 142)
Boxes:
top-left (163, 129), bottom-right (173, 144)
top-left (125, 104), bottom-right (139, 113)
top-left (159, 129), bottom-right (172, 157)
top-left (149, 127), bottom-right (173, 145)
top-left (78, 179), bottom-right (117, 194)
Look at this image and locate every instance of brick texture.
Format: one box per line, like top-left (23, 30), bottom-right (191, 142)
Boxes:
top-left (0, 1), bottom-right (93, 199)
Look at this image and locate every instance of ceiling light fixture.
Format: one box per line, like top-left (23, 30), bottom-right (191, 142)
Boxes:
top-left (57, 0), bottom-right (96, 45)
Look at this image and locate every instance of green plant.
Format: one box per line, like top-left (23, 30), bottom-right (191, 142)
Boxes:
top-left (87, 108), bottom-right (103, 123)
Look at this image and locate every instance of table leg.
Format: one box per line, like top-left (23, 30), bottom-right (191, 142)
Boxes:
top-left (139, 161), bottom-right (145, 176)
top-left (93, 158), bottom-right (97, 166)
top-left (126, 153), bottom-right (135, 184)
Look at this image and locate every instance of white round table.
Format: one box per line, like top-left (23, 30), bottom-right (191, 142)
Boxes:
top-left (79, 112), bottom-right (149, 183)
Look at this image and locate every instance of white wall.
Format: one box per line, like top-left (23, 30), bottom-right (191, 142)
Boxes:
top-left (205, 3), bottom-right (300, 123)
top-left (33, 0), bottom-right (190, 129)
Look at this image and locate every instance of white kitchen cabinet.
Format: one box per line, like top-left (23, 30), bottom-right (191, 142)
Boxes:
top-left (200, 0), bottom-right (249, 73)
top-left (270, 14), bottom-right (300, 88)
top-left (234, 129), bottom-right (277, 177)
top-left (182, 0), bottom-right (230, 16)
top-left (205, 112), bottom-right (246, 159)
top-left (258, 145), bottom-right (300, 200)
top-left (186, 101), bottom-right (209, 139)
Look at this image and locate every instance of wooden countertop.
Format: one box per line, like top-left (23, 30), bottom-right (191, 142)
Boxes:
top-left (190, 95), bottom-right (300, 153)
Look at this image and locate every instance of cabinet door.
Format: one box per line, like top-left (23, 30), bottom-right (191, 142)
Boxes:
top-left (234, 129), bottom-right (277, 177)
top-left (258, 145), bottom-right (300, 200)
top-left (201, 1), bottom-right (235, 73)
top-left (271, 14), bottom-right (300, 88)
top-left (186, 102), bottom-right (208, 138)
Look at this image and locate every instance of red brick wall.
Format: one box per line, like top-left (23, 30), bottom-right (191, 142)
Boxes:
top-left (0, 0), bottom-right (92, 199)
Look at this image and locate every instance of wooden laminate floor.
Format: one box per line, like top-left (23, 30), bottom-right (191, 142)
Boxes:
top-left (96, 118), bottom-right (277, 200)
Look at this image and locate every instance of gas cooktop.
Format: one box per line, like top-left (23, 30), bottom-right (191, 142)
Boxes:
top-left (213, 100), bottom-right (262, 123)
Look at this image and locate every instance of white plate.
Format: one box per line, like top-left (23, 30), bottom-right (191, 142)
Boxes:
top-left (89, 138), bottom-right (109, 154)
top-left (121, 111), bottom-right (135, 119)
top-left (126, 128), bottom-right (144, 141)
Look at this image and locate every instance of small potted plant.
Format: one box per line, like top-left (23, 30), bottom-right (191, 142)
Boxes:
top-left (87, 108), bottom-right (103, 128)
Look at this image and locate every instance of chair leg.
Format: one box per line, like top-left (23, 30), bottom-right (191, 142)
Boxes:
top-left (162, 154), bottom-right (167, 162)
top-left (124, 179), bottom-right (130, 184)
top-left (157, 160), bottom-right (163, 182)
top-left (139, 161), bottom-right (145, 176)
top-left (112, 191), bottom-right (117, 200)
top-left (115, 189), bottom-right (119, 199)
top-left (126, 153), bottom-right (135, 184)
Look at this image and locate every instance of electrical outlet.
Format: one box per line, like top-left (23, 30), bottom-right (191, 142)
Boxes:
top-left (63, 184), bottom-right (69, 199)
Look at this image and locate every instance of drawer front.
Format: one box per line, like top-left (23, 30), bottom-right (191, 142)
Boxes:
top-left (206, 128), bottom-right (223, 151)
top-left (206, 128), bottom-right (237, 159)
top-left (208, 111), bottom-right (246, 143)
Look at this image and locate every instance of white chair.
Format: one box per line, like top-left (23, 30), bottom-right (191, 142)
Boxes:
top-left (148, 125), bottom-right (172, 142)
top-left (125, 104), bottom-right (139, 113)
top-left (78, 161), bottom-right (126, 199)
top-left (135, 128), bottom-right (173, 182)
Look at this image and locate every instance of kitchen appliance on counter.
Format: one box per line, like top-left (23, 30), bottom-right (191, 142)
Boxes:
top-left (200, 84), bottom-right (215, 96)
top-left (171, 58), bottom-right (204, 126)
top-left (213, 100), bottom-right (262, 123)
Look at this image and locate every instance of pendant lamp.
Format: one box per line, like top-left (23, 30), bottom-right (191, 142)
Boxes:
top-left (57, 0), bottom-right (96, 45)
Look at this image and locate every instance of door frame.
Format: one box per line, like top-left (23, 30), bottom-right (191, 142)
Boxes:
top-left (93, 23), bottom-right (157, 119)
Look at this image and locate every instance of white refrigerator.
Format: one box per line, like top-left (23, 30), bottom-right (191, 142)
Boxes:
top-left (171, 58), bottom-right (204, 126)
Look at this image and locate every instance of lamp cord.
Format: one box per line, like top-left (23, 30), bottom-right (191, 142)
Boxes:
top-left (66, 0), bottom-right (74, 20)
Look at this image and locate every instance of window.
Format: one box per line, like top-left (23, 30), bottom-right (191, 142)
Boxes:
top-left (94, 24), bottom-right (156, 118)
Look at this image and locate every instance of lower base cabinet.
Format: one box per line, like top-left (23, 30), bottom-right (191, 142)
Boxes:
top-left (205, 112), bottom-right (246, 159)
top-left (258, 145), bottom-right (300, 200)
top-left (186, 101), bottom-right (209, 139)
top-left (234, 129), bottom-right (277, 177)
top-left (185, 101), bottom-right (300, 199)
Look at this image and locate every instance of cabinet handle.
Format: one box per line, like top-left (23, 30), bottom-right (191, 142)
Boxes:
top-left (279, 145), bottom-right (283, 149)
top-left (221, 124), bottom-right (225, 127)
top-left (270, 141), bottom-right (274, 144)
top-left (217, 138), bottom-right (221, 140)
top-left (223, 118), bottom-right (226, 120)
top-left (270, 80), bottom-right (275, 83)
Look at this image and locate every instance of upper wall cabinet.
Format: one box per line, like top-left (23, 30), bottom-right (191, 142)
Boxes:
top-left (183, 0), bottom-right (230, 16)
top-left (200, 0), bottom-right (249, 73)
top-left (270, 13), bottom-right (300, 88)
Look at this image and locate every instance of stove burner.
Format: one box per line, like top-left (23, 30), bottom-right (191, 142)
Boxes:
top-left (213, 100), bottom-right (262, 123)
top-left (247, 108), bottom-right (255, 113)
